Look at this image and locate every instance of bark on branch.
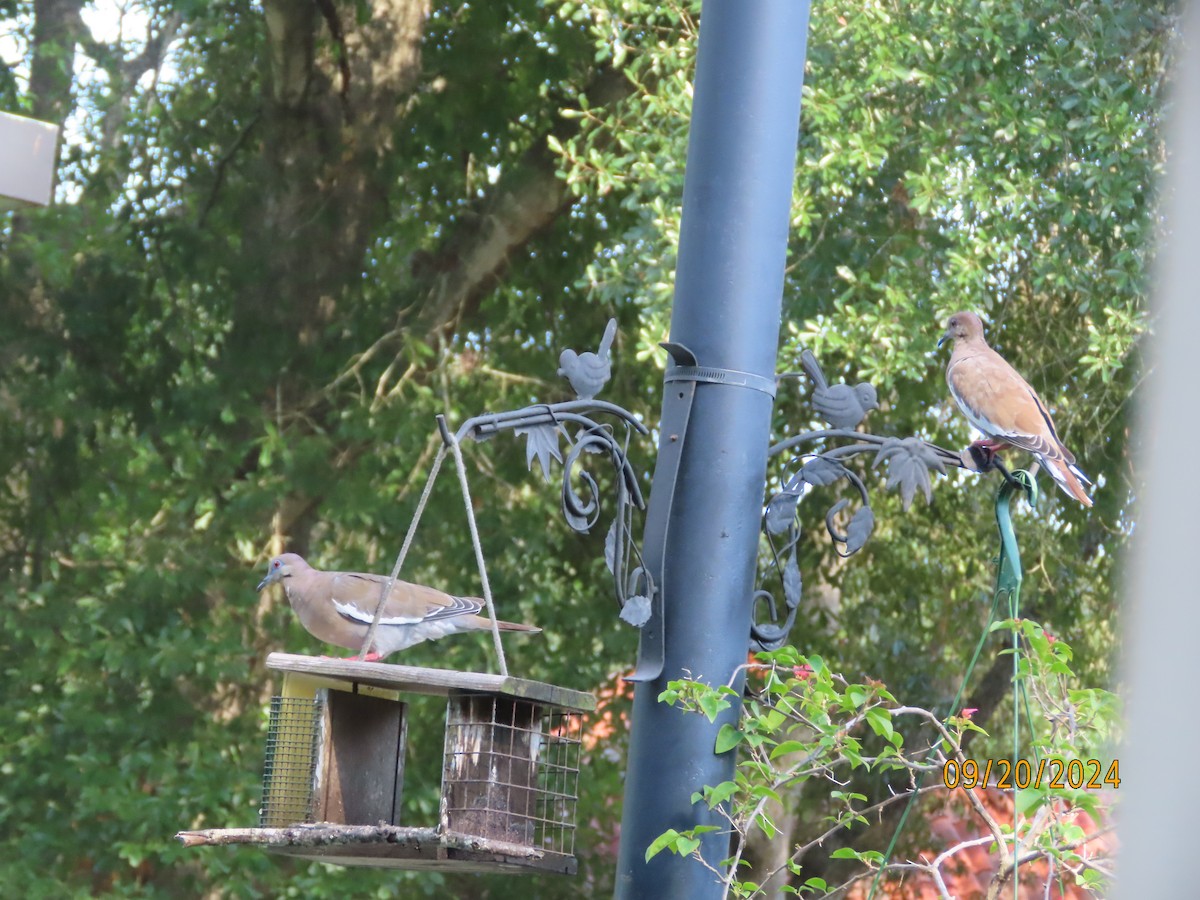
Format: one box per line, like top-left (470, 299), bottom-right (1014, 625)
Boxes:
top-left (175, 823), bottom-right (544, 860)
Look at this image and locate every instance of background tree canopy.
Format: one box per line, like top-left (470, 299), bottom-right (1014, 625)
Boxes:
top-left (0, 0), bottom-right (1170, 896)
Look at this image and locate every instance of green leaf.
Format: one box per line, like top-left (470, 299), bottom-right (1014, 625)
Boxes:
top-left (645, 829), bottom-right (682, 862)
top-left (755, 811), bottom-right (778, 840)
top-left (844, 685), bottom-right (868, 708)
top-left (865, 706), bottom-right (893, 739)
top-left (715, 723), bottom-right (743, 753)
top-left (701, 780), bottom-right (739, 808)
top-left (769, 739), bottom-right (810, 760)
top-left (1015, 788), bottom-right (1045, 816)
top-left (698, 691), bottom-right (730, 722)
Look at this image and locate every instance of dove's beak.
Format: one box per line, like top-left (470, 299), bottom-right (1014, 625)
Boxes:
top-left (937, 329), bottom-right (951, 350)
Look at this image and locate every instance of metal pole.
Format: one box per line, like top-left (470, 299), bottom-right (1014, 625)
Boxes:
top-left (615, 2), bottom-right (810, 898)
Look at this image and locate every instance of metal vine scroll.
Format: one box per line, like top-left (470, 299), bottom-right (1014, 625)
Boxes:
top-left (751, 350), bottom-right (969, 650)
top-left (454, 319), bottom-right (653, 624)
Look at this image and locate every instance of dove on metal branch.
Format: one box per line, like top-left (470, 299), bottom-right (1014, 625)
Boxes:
top-left (939, 311), bottom-right (1092, 507)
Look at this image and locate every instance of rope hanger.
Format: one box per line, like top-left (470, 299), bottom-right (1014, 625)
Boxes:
top-left (357, 415), bottom-right (511, 677)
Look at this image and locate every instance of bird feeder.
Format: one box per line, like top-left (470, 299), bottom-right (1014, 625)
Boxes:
top-left (178, 653), bottom-right (594, 874)
top-left (177, 343), bottom-right (646, 876)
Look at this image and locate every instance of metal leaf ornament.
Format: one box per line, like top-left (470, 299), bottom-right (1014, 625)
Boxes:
top-left (797, 455), bottom-right (848, 488)
top-left (752, 348), bottom-right (967, 650)
top-left (782, 551), bottom-right (802, 608)
top-left (873, 436), bottom-right (947, 510)
top-left (765, 491), bottom-right (801, 535)
top-left (825, 500), bottom-right (875, 557)
top-left (515, 423), bottom-right (563, 481)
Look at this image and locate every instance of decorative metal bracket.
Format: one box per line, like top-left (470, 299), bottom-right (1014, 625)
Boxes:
top-left (628, 342), bottom-right (796, 681)
top-left (751, 350), bottom-right (970, 650)
top-left (451, 320), bottom-right (653, 628)
top-left (442, 329), bottom-right (1010, 666)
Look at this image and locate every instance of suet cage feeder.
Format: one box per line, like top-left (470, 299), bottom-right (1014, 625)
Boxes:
top-left (177, 653), bottom-right (594, 875)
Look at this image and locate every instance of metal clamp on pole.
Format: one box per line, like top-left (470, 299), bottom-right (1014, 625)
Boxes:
top-left (663, 364), bottom-right (777, 398)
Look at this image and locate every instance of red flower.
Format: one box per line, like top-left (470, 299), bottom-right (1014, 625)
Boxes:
top-left (960, 707), bottom-right (978, 720)
top-left (1043, 631), bottom-right (1058, 644)
top-left (793, 664), bottom-right (814, 681)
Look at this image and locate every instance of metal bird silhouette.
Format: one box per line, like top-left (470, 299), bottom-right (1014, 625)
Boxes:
top-left (558, 318), bottom-right (617, 400)
top-left (799, 349), bottom-right (878, 428)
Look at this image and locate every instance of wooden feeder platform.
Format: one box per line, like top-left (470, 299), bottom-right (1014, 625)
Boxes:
top-left (262, 652), bottom-right (595, 708)
top-left (176, 654), bottom-right (595, 875)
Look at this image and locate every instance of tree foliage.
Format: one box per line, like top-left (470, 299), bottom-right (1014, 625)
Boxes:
top-left (0, 0), bottom-right (1170, 895)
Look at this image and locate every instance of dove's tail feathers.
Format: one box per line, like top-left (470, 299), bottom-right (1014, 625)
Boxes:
top-left (799, 349), bottom-right (828, 391)
top-left (1070, 459), bottom-right (1093, 486)
top-left (1041, 455), bottom-right (1093, 507)
top-left (492, 619), bottom-right (542, 634)
top-left (598, 318), bottom-right (618, 357)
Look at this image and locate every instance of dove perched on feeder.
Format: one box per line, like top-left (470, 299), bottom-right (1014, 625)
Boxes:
top-left (558, 318), bottom-right (617, 400)
top-left (256, 553), bottom-right (541, 660)
top-left (799, 349), bottom-right (878, 428)
top-left (938, 311), bottom-right (1093, 507)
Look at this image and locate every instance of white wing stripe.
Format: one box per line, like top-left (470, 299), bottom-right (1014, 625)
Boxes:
top-left (333, 599), bottom-right (423, 626)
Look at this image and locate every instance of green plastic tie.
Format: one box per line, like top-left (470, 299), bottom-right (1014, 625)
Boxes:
top-left (996, 470), bottom-right (1036, 900)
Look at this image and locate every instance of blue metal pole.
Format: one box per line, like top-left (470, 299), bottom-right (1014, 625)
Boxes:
top-left (615, 2), bottom-right (810, 898)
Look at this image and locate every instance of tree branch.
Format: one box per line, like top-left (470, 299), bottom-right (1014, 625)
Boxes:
top-left (411, 64), bottom-right (635, 339)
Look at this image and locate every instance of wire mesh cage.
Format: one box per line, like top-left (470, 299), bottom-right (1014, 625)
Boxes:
top-left (441, 692), bottom-right (583, 859)
top-left (536, 708), bottom-right (586, 856)
top-left (260, 696), bottom-right (322, 827)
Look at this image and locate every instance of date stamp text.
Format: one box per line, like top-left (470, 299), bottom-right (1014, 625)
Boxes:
top-left (942, 758), bottom-right (1120, 791)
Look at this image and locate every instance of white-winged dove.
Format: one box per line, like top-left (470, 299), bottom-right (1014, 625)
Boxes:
top-left (939, 311), bottom-right (1093, 507)
top-left (256, 553), bottom-right (541, 660)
